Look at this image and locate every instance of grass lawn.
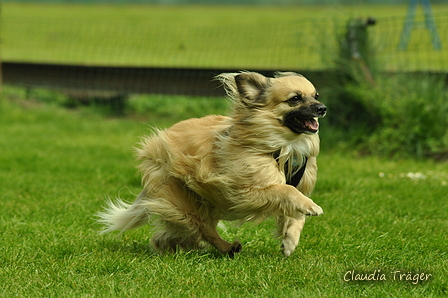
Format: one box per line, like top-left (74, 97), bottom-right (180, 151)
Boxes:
top-left (3, 3), bottom-right (448, 70)
top-left (0, 91), bottom-right (447, 297)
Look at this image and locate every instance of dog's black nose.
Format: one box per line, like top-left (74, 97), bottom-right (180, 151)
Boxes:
top-left (316, 105), bottom-right (327, 115)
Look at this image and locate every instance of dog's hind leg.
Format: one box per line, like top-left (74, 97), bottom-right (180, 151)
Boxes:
top-left (152, 212), bottom-right (242, 257)
top-left (145, 178), bottom-right (242, 257)
top-left (277, 214), bottom-right (306, 257)
top-left (151, 221), bottom-right (204, 252)
top-left (195, 220), bottom-right (242, 257)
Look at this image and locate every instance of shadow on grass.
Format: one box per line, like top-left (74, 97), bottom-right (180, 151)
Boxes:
top-left (98, 238), bottom-right (237, 260)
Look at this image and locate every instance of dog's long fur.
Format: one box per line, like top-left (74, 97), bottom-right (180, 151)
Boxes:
top-left (98, 71), bottom-right (327, 257)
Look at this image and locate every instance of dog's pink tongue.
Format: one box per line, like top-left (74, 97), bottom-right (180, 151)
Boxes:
top-left (305, 119), bottom-right (319, 130)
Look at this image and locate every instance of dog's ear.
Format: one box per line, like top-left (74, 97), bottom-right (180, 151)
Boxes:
top-left (234, 72), bottom-right (270, 102)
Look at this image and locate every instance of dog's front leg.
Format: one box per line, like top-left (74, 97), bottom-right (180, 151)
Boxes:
top-left (277, 215), bottom-right (306, 257)
top-left (248, 184), bottom-right (323, 217)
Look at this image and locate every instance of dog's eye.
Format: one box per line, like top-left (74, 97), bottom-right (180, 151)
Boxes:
top-left (288, 95), bottom-right (302, 103)
top-left (315, 93), bottom-right (320, 99)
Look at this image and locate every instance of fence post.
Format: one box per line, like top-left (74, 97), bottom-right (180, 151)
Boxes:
top-left (344, 17), bottom-right (377, 86)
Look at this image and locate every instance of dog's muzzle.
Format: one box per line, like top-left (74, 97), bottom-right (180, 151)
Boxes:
top-left (283, 104), bottom-right (327, 135)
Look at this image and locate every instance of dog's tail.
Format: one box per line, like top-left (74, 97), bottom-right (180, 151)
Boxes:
top-left (97, 190), bottom-right (149, 234)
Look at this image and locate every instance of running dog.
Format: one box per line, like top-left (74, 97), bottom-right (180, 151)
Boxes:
top-left (98, 71), bottom-right (327, 257)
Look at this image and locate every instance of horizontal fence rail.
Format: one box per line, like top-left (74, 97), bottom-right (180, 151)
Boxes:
top-left (2, 62), bottom-right (337, 97)
top-left (4, 62), bottom-right (446, 98)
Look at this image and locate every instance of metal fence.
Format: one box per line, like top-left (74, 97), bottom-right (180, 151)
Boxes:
top-left (2, 10), bottom-right (448, 96)
top-left (372, 12), bottom-right (448, 71)
top-left (3, 12), bottom-right (448, 71)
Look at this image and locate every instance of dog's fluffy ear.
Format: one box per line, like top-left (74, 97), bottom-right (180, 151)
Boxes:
top-left (235, 72), bottom-right (270, 102)
top-left (216, 72), bottom-right (270, 103)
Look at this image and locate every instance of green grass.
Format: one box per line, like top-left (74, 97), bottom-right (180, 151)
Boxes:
top-left (3, 3), bottom-right (448, 70)
top-left (0, 91), bottom-right (447, 297)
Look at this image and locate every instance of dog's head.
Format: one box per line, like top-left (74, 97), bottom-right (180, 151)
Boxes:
top-left (217, 71), bottom-right (327, 135)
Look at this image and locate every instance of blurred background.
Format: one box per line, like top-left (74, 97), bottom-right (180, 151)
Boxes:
top-left (1, 0), bottom-right (448, 158)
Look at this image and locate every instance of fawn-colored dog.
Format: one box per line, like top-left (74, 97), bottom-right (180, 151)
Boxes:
top-left (98, 72), bottom-right (327, 257)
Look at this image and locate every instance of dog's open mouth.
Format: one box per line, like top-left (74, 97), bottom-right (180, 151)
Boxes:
top-left (293, 117), bottom-right (319, 134)
top-left (284, 113), bottom-right (323, 134)
top-left (283, 103), bottom-right (327, 135)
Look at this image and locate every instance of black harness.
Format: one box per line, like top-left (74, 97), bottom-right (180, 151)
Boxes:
top-left (272, 151), bottom-right (308, 187)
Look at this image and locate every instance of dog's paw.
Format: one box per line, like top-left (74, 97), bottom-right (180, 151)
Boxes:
top-left (227, 240), bottom-right (242, 258)
top-left (281, 241), bottom-right (296, 257)
top-left (301, 200), bottom-right (323, 216)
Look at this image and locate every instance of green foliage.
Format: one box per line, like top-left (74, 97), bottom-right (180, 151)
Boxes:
top-left (321, 17), bottom-right (448, 159)
top-left (2, 86), bottom-right (231, 123)
top-left (351, 75), bottom-right (448, 158)
top-left (324, 74), bottom-right (448, 159)
top-left (127, 94), bottom-right (230, 124)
